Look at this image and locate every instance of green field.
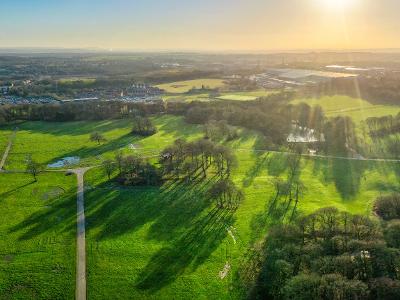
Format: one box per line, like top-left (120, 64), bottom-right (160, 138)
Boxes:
top-left (3, 116), bottom-right (203, 170)
top-left (156, 79), bottom-right (226, 94)
top-left (1, 115), bottom-right (400, 299)
top-left (292, 95), bottom-right (400, 123)
top-left (216, 90), bottom-right (277, 101)
top-left (163, 89), bottom-right (276, 102)
top-left (82, 121), bottom-right (399, 299)
top-left (0, 172), bottom-right (76, 299)
top-left (57, 77), bottom-right (96, 84)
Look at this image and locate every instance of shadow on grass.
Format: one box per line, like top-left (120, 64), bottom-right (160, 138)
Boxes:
top-left (312, 157), bottom-right (370, 200)
top-left (45, 133), bottom-right (135, 165)
top-left (15, 119), bottom-right (132, 137)
top-left (8, 187), bottom-right (77, 241)
top-left (136, 207), bottom-right (235, 292)
top-left (242, 153), bottom-right (270, 188)
top-left (83, 171), bottom-right (235, 291)
top-left (0, 181), bottom-right (35, 199)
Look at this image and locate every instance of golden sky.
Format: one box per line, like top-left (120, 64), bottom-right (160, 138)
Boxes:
top-left (0, 0), bottom-right (399, 51)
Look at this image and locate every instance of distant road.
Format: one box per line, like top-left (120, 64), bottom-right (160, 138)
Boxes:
top-left (0, 128), bottom-right (17, 171)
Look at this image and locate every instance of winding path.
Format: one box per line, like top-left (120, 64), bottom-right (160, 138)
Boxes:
top-left (0, 128), bottom-right (17, 171)
top-left (71, 167), bottom-right (91, 300)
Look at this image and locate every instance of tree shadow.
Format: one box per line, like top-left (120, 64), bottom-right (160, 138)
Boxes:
top-left (15, 120), bottom-right (132, 137)
top-left (8, 188), bottom-right (77, 241)
top-left (136, 207), bottom-right (235, 292)
top-left (45, 133), bottom-right (135, 165)
top-left (266, 153), bottom-right (289, 177)
top-left (85, 171), bottom-right (219, 242)
top-left (242, 153), bottom-right (270, 187)
top-left (0, 181), bottom-right (35, 199)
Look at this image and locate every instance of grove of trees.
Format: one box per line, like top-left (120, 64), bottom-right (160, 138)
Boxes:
top-left (245, 205), bottom-right (400, 300)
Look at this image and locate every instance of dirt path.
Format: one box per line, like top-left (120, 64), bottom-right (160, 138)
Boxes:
top-left (71, 167), bottom-right (91, 300)
top-left (0, 128), bottom-right (17, 171)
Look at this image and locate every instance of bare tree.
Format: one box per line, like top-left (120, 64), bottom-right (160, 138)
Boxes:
top-left (102, 159), bottom-right (116, 180)
top-left (90, 132), bottom-right (106, 145)
top-left (26, 154), bottom-right (41, 182)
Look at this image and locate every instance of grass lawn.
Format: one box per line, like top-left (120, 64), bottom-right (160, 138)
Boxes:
top-left (2, 116), bottom-right (400, 299)
top-left (0, 129), bottom-right (12, 156)
top-left (0, 172), bottom-right (76, 299)
top-left (57, 77), bottom-right (96, 84)
top-left (163, 90), bottom-right (277, 102)
top-left (292, 95), bottom-right (400, 124)
top-left (3, 115), bottom-right (203, 171)
top-left (156, 79), bottom-right (226, 94)
top-left (217, 90), bottom-right (278, 101)
top-left (83, 124), bottom-right (400, 299)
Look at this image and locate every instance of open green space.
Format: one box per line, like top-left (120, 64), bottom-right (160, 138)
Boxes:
top-left (0, 172), bottom-right (76, 299)
top-left (216, 90), bottom-right (277, 101)
top-left (2, 115), bottom-right (400, 299)
top-left (3, 115), bottom-right (203, 170)
top-left (57, 77), bottom-right (96, 84)
top-left (292, 95), bottom-right (400, 124)
top-left (82, 121), bottom-right (399, 299)
top-left (156, 79), bottom-right (226, 94)
top-left (0, 130), bottom-right (12, 155)
top-left (163, 89), bottom-right (276, 102)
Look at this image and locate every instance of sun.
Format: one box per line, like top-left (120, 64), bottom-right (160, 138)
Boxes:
top-left (318, 0), bottom-right (357, 11)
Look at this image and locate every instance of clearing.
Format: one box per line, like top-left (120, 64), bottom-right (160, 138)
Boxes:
top-left (156, 79), bottom-right (226, 94)
top-left (292, 95), bottom-right (400, 124)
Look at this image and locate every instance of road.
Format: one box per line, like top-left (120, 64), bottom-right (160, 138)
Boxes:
top-left (71, 168), bottom-right (91, 300)
top-left (0, 128), bottom-right (17, 171)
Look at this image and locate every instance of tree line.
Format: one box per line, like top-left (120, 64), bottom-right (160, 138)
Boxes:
top-left (246, 206), bottom-right (400, 300)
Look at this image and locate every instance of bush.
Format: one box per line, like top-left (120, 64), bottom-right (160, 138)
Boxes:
top-left (375, 194), bottom-right (400, 220)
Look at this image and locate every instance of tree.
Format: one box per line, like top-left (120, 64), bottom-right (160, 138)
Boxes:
top-left (90, 132), bottom-right (106, 145)
top-left (384, 220), bottom-right (400, 248)
top-left (26, 154), bottom-right (41, 182)
top-left (208, 179), bottom-right (244, 209)
top-left (131, 116), bottom-right (157, 136)
top-left (283, 273), bottom-right (321, 300)
top-left (115, 150), bottom-right (124, 174)
top-left (102, 159), bottom-right (116, 180)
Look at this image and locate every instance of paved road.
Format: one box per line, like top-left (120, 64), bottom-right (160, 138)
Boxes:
top-left (0, 128), bottom-right (17, 171)
top-left (71, 168), bottom-right (91, 300)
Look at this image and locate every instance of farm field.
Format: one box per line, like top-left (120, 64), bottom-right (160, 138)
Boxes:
top-left (2, 116), bottom-right (400, 299)
top-left (292, 95), bottom-right (400, 124)
top-left (0, 172), bottom-right (76, 299)
top-left (156, 79), bottom-right (226, 94)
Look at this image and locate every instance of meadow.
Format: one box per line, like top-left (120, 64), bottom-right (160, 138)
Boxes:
top-left (163, 89), bottom-right (276, 102)
top-left (0, 172), bottom-right (76, 299)
top-left (156, 79), bottom-right (226, 94)
top-left (2, 116), bottom-right (203, 170)
top-left (82, 119), bottom-right (399, 299)
top-left (1, 114), bottom-right (400, 299)
top-left (292, 95), bottom-right (400, 124)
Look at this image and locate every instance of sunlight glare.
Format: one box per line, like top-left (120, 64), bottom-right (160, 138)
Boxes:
top-left (318, 0), bottom-right (357, 11)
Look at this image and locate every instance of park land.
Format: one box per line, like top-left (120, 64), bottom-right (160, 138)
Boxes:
top-left (2, 109), bottom-right (400, 298)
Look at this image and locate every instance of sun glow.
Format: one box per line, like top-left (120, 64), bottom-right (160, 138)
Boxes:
top-left (318, 0), bottom-right (357, 11)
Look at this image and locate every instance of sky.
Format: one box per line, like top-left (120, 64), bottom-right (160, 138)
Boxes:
top-left (1, 0), bottom-right (400, 51)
